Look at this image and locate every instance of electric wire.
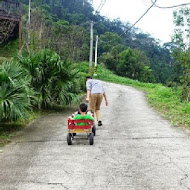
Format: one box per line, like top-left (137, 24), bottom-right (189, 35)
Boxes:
top-left (95, 0), bottom-right (103, 13)
top-left (98, 0), bottom-right (106, 13)
top-left (99, 0), bottom-right (158, 43)
top-left (88, 0), bottom-right (106, 29)
top-left (95, 0), bottom-right (106, 14)
top-left (151, 0), bottom-right (190, 9)
top-left (125, 0), bottom-right (157, 36)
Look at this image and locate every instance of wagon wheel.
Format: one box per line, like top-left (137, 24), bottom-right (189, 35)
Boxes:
top-left (89, 133), bottom-right (94, 145)
top-left (92, 125), bottom-right (96, 136)
top-left (67, 133), bottom-right (72, 145)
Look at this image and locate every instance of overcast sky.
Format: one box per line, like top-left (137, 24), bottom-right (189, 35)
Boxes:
top-left (92, 0), bottom-right (190, 44)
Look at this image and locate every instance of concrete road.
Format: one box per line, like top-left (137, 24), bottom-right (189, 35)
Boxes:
top-left (1, 82), bottom-right (190, 190)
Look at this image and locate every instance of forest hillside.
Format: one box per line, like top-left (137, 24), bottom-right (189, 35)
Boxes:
top-left (1, 0), bottom-right (176, 84)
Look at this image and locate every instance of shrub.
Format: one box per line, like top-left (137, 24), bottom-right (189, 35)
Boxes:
top-left (17, 49), bottom-right (81, 108)
top-left (0, 60), bottom-right (34, 122)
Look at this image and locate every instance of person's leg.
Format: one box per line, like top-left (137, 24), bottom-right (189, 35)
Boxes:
top-left (89, 94), bottom-right (97, 114)
top-left (95, 94), bottom-right (103, 125)
top-left (95, 110), bottom-right (101, 121)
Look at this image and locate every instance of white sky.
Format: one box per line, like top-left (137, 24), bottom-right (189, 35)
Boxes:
top-left (93, 0), bottom-right (190, 43)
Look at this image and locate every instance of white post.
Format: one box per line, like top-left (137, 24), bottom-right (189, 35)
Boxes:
top-left (94, 35), bottom-right (98, 76)
top-left (89, 21), bottom-right (93, 74)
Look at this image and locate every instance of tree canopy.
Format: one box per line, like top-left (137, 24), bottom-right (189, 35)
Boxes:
top-left (12, 0), bottom-right (174, 84)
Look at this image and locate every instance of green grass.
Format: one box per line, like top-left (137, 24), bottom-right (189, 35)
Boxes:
top-left (0, 57), bottom-right (10, 64)
top-left (76, 62), bottom-right (190, 129)
top-left (0, 39), bottom-right (19, 58)
top-left (0, 39), bottom-right (19, 65)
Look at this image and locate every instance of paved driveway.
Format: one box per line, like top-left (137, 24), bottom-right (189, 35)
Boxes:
top-left (1, 82), bottom-right (190, 190)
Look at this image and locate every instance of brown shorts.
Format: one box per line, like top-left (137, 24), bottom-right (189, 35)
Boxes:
top-left (90, 93), bottom-right (103, 111)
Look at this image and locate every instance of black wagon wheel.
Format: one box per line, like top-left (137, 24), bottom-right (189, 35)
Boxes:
top-left (92, 125), bottom-right (96, 136)
top-left (67, 133), bottom-right (72, 145)
top-left (89, 133), bottom-right (94, 145)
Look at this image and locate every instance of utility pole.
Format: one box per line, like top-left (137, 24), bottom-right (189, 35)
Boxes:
top-left (28, 0), bottom-right (31, 46)
top-left (94, 35), bottom-right (98, 76)
top-left (19, 20), bottom-right (22, 50)
top-left (89, 21), bottom-right (93, 74)
top-left (19, 2), bottom-right (22, 50)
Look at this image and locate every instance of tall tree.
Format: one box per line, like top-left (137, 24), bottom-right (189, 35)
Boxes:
top-left (172, 7), bottom-right (190, 101)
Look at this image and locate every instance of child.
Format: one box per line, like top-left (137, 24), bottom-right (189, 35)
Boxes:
top-left (72, 103), bottom-right (94, 126)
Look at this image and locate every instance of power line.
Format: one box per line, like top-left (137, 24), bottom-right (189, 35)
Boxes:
top-left (99, 0), bottom-right (158, 43)
top-left (151, 0), bottom-right (190, 9)
top-left (95, 0), bottom-right (106, 14)
top-left (124, 0), bottom-right (157, 35)
top-left (95, 0), bottom-right (103, 13)
top-left (98, 0), bottom-right (106, 13)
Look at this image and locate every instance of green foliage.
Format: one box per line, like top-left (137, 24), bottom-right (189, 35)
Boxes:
top-left (0, 48), bottom-right (85, 143)
top-left (0, 49), bottom-right (83, 123)
top-left (116, 48), bottom-right (155, 82)
top-left (174, 50), bottom-right (190, 100)
top-left (102, 53), bottom-right (117, 71)
top-left (72, 61), bottom-right (90, 91)
top-left (18, 0), bottom-right (173, 84)
top-left (0, 60), bottom-right (34, 122)
top-left (173, 7), bottom-right (190, 49)
top-left (101, 44), bottom-right (126, 72)
top-left (99, 32), bottom-right (122, 53)
top-left (0, 57), bottom-right (9, 64)
top-left (131, 35), bottom-right (174, 84)
top-left (140, 66), bottom-right (156, 83)
top-left (117, 48), bottom-right (138, 77)
top-left (17, 49), bottom-right (81, 109)
top-left (172, 7), bottom-right (190, 100)
top-left (0, 39), bottom-right (19, 58)
top-left (12, 0), bottom-right (174, 84)
top-left (2, 0), bottom-right (175, 86)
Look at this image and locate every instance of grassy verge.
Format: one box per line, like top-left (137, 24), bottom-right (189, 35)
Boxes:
top-left (0, 39), bottom-right (18, 65)
top-left (76, 62), bottom-right (190, 129)
top-left (0, 39), bottom-right (19, 58)
top-left (0, 111), bottom-right (42, 147)
top-left (0, 57), bottom-right (10, 64)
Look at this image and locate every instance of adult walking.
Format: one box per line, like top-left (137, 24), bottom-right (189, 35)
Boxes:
top-left (86, 76), bottom-right (108, 126)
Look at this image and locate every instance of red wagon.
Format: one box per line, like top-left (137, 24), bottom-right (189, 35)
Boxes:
top-left (67, 118), bottom-right (96, 145)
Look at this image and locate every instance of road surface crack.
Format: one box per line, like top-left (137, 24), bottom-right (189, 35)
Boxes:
top-left (13, 140), bottom-right (66, 144)
top-left (161, 149), bottom-right (190, 190)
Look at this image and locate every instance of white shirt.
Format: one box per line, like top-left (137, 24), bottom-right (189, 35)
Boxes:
top-left (86, 79), bottom-right (105, 94)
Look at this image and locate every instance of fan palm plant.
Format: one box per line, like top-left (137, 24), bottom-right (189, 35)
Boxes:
top-left (18, 49), bottom-right (81, 109)
top-left (50, 59), bottom-right (81, 106)
top-left (0, 60), bottom-right (34, 122)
